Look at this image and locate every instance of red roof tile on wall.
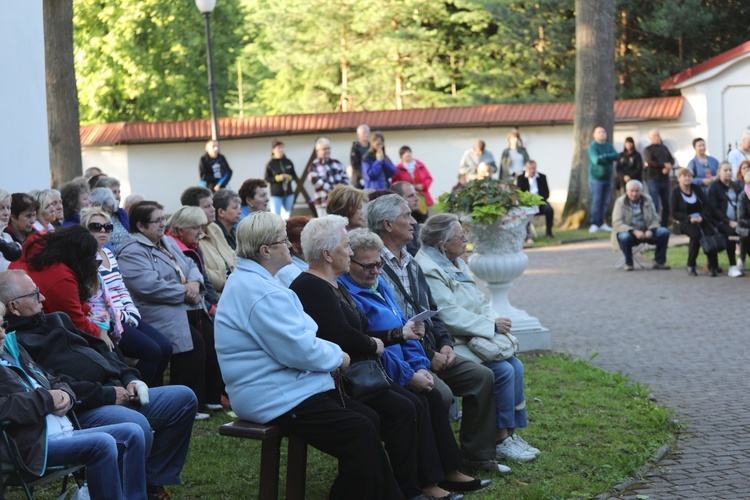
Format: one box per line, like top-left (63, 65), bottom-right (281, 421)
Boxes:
top-left (661, 40), bottom-right (750, 90)
top-left (80, 96), bottom-right (684, 146)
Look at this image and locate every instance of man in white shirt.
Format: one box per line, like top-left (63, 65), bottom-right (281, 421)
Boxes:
top-left (515, 160), bottom-right (554, 238)
top-left (728, 132), bottom-right (750, 177)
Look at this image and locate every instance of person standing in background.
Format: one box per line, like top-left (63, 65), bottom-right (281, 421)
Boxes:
top-left (459, 140), bottom-right (496, 183)
top-left (264, 139), bottom-right (297, 219)
top-left (199, 140), bottom-right (233, 192)
top-left (349, 124), bottom-right (370, 189)
top-left (587, 126), bottom-right (618, 233)
top-left (643, 129), bottom-right (675, 227)
top-left (499, 129), bottom-right (530, 180)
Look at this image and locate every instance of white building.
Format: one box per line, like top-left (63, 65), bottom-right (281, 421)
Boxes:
top-left (0, 2), bottom-right (50, 192)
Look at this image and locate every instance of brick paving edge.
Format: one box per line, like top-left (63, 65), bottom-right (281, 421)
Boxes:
top-left (595, 444), bottom-right (672, 499)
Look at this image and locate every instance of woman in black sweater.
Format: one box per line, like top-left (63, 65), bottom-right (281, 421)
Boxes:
top-left (671, 167), bottom-right (719, 276)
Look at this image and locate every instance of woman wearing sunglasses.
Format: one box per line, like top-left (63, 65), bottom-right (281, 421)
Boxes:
top-left (82, 208), bottom-right (172, 387)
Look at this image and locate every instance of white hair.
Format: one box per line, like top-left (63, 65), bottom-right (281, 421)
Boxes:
top-left (315, 138), bottom-right (331, 150)
top-left (625, 179), bottom-right (643, 191)
top-left (357, 124), bottom-right (370, 133)
top-left (300, 215), bottom-right (348, 262)
top-left (363, 194), bottom-right (407, 236)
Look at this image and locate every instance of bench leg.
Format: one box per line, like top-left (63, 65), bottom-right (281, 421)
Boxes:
top-left (259, 436), bottom-right (282, 500)
top-left (285, 435), bottom-right (307, 500)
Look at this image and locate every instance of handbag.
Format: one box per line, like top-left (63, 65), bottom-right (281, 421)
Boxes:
top-left (467, 332), bottom-right (519, 363)
top-left (699, 228), bottom-right (726, 254)
top-left (342, 359), bottom-right (390, 401)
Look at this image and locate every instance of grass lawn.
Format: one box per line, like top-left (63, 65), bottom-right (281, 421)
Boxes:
top-left (644, 243), bottom-right (739, 272)
top-left (6, 353), bottom-right (677, 499)
top-left (523, 228), bottom-right (611, 249)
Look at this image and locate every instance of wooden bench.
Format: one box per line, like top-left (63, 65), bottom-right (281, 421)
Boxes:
top-left (219, 421), bottom-right (307, 500)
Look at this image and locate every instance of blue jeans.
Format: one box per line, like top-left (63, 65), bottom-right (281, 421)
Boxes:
top-left (48, 422), bottom-right (146, 500)
top-left (483, 356), bottom-right (528, 430)
top-left (617, 227), bottom-right (670, 266)
top-left (270, 195), bottom-right (295, 218)
top-left (78, 385), bottom-right (197, 487)
top-left (118, 319), bottom-right (173, 387)
top-left (647, 179), bottom-right (671, 227)
top-left (589, 179), bottom-right (613, 227)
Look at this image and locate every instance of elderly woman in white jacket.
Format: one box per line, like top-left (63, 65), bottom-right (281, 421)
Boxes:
top-left (414, 213), bottom-right (539, 464)
top-left (214, 212), bottom-right (403, 500)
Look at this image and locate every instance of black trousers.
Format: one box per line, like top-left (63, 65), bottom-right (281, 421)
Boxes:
top-left (538, 204), bottom-right (554, 235)
top-left (272, 390), bottom-right (404, 500)
top-left (170, 310), bottom-right (224, 411)
top-left (396, 385), bottom-right (465, 487)
top-left (679, 220), bottom-right (718, 268)
top-left (362, 384), bottom-right (421, 497)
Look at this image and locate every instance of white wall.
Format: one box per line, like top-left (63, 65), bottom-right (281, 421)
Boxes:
top-left (0, 1), bottom-right (50, 192)
top-left (81, 115), bottom-right (698, 215)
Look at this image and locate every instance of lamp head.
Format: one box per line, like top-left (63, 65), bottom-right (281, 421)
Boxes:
top-left (195, 0), bottom-right (216, 14)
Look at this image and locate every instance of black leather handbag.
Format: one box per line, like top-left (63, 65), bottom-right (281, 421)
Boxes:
top-left (342, 360), bottom-right (390, 401)
top-left (700, 228), bottom-right (726, 254)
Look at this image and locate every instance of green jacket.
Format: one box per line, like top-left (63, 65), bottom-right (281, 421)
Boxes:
top-left (588, 140), bottom-right (618, 181)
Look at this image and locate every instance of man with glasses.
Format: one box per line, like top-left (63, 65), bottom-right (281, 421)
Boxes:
top-left (364, 194), bottom-right (508, 475)
top-left (0, 269), bottom-right (198, 500)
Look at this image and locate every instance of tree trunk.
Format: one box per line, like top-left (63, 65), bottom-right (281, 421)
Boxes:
top-left (562, 0), bottom-right (616, 228)
top-left (44, 0), bottom-right (82, 188)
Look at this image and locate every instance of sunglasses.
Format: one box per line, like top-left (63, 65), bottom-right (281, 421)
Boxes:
top-left (351, 259), bottom-right (385, 273)
top-left (88, 222), bottom-right (114, 233)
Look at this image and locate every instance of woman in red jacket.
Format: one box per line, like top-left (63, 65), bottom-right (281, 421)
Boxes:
top-left (9, 226), bottom-right (107, 342)
top-left (392, 145), bottom-right (434, 223)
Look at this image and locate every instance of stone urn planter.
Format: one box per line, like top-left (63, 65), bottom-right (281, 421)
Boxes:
top-left (437, 178), bottom-right (551, 351)
top-left (465, 207), bottom-right (550, 351)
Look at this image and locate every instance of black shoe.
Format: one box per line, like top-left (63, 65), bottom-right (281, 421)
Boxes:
top-left (438, 478), bottom-right (492, 492)
top-left (687, 266), bottom-right (697, 276)
top-left (652, 263), bottom-right (671, 270)
top-left (709, 268), bottom-right (718, 277)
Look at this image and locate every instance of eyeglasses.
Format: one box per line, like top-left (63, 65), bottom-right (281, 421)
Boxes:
top-left (88, 222), bottom-right (114, 233)
top-left (351, 259), bottom-right (385, 273)
top-left (148, 217), bottom-right (167, 225)
top-left (447, 233), bottom-right (468, 243)
top-left (10, 287), bottom-right (41, 303)
top-left (268, 237), bottom-right (290, 247)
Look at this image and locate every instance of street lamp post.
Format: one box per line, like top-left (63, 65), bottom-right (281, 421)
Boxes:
top-left (195, 0), bottom-right (219, 142)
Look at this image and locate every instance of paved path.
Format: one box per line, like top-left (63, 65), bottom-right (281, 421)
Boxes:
top-left (510, 239), bottom-right (750, 499)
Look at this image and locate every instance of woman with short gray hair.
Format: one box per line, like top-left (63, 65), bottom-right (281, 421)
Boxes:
top-left (291, 216), bottom-right (435, 499)
top-left (94, 177), bottom-right (131, 253)
top-left (415, 214), bottom-right (539, 463)
top-left (216, 211), bottom-right (403, 499)
top-left (90, 187), bottom-right (117, 212)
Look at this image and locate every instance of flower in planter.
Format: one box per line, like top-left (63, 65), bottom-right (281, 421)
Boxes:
top-left (437, 178), bottom-right (545, 226)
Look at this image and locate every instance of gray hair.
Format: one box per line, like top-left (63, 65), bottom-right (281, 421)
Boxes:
top-left (213, 189), bottom-right (241, 212)
top-left (236, 212), bottom-right (286, 261)
top-left (420, 213), bottom-right (460, 250)
top-left (357, 124), bottom-right (370, 134)
top-left (625, 179), bottom-right (643, 191)
top-left (80, 207), bottom-right (112, 227)
top-left (348, 228), bottom-right (383, 254)
top-left (300, 215), bottom-right (348, 262)
top-left (95, 176), bottom-right (121, 189)
top-left (315, 137), bottom-right (331, 150)
top-left (89, 187), bottom-right (116, 210)
top-left (0, 189), bottom-right (9, 204)
top-left (168, 206), bottom-right (208, 233)
top-left (0, 270), bottom-right (28, 307)
top-left (363, 194), bottom-right (407, 236)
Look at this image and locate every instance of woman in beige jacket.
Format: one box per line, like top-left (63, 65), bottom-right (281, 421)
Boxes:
top-left (414, 213), bottom-right (539, 464)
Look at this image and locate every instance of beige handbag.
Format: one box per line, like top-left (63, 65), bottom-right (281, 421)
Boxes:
top-left (467, 332), bottom-right (520, 362)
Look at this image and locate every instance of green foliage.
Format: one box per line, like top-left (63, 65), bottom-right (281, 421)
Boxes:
top-left (72, 0), bottom-right (750, 121)
top-left (437, 178), bottom-right (544, 225)
top-left (73, 0), bottom-right (248, 123)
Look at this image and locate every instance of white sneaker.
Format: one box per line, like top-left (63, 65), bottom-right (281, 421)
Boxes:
top-left (588, 224), bottom-right (599, 233)
top-left (512, 434), bottom-right (540, 455)
top-left (205, 404), bottom-right (224, 411)
top-left (599, 223), bottom-right (612, 232)
top-left (727, 265), bottom-right (743, 278)
top-left (496, 436), bottom-right (536, 462)
top-left (738, 260), bottom-right (745, 272)
top-left (195, 412), bottom-right (210, 421)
